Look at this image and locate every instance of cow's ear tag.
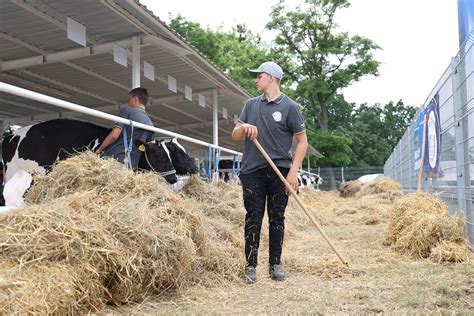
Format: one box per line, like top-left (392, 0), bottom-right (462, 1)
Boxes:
top-left (138, 144), bottom-right (146, 152)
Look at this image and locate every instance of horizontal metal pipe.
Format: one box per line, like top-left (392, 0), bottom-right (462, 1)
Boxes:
top-left (0, 82), bottom-right (242, 156)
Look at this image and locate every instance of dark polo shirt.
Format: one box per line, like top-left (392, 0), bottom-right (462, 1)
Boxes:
top-left (238, 93), bottom-right (305, 174)
top-left (104, 107), bottom-right (154, 169)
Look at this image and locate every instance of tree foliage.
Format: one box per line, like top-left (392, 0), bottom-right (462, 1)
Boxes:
top-left (307, 129), bottom-right (352, 166)
top-left (169, 15), bottom-right (273, 95)
top-left (267, 0), bottom-right (380, 131)
top-left (168, 11), bottom-right (416, 168)
top-left (343, 101), bottom-right (417, 166)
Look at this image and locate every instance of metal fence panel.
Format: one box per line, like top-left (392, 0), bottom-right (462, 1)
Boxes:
top-left (384, 31), bottom-right (474, 246)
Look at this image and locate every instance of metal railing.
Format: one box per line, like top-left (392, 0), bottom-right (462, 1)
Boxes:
top-left (0, 82), bottom-right (243, 157)
top-left (306, 166), bottom-right (384, 191)
top-left (384, 30), bottom-right (474, 246)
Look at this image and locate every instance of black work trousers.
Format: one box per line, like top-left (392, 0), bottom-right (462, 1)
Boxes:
top-left (240, 166), bottom-right (289, 268)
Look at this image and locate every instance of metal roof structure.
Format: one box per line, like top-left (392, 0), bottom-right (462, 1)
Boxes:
top-left (0, 0), bottom-right (251, 156)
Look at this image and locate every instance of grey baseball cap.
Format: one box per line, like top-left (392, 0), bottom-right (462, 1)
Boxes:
top-left (248, 61), bottom-right (283, 80)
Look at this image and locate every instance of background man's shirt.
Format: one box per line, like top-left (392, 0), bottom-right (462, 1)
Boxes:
top-left (104, 107), bottom-right (154, 169)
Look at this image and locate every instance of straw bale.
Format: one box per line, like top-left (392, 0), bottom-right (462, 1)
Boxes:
top-left (429, 241), bottom-right (472, 263)
top-left (383, 192), bottom-right (470, 262)
top-left (1, 152), bottom-right (245, 314)
top-left (339, 180), bottom-right (362, 198)
top-left (356, 177), bottom-right (402, 198)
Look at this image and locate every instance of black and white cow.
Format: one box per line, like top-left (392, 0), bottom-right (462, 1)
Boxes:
top-left (297, 172), bottom-right (323, 191)
top-left (1, 119), bottom-right (197, 207)
top-left (162, 138), bottom-right (198, 175)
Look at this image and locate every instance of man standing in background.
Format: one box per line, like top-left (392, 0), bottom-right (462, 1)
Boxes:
top-left (96, 87), bottom-right (154, 169)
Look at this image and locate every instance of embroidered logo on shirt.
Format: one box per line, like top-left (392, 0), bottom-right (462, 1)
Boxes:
top-left (272, 111), bottom-right (282, 122)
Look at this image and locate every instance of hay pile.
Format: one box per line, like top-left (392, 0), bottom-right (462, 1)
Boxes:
top-left (383, 192), bottom-right (471, 262)
top-left (0, 153), bottom-right (244, 314)
top-left (181, 176), bottom-right (243, 226)
top-left (339, 180), bottom-right (362, 198)
top-left (355, 177), bottom-right (402, 200)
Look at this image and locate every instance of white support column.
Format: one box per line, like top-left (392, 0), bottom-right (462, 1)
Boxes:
top-left (132, 36), bottom-right (141, 88)
top-left (212, 89), bottom-right (219, 183)
top-left (212, 89), bottom-right (218, 147)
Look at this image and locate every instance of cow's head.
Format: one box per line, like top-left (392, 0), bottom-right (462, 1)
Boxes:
top-left (164, 138), bottom-right (198, 175)
top-left (135, 139), bottom-right (178, 184)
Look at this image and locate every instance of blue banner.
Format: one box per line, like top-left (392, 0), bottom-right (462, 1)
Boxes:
top-left (413, 108), bottom-right (425, 172)
top-left (422, 94), bottom-right (443, 178)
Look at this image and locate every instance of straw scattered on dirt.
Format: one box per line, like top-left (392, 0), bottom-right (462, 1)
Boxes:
top-left (286, 255), bottom-right (352, 279)
top-left (1, 159), bottom-right (472, 315)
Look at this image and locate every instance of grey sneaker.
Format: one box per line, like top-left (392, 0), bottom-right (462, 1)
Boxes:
top-left (243, 266), bottom-right (257, 284)
top-left (269, 264), bottom-right (285, 281)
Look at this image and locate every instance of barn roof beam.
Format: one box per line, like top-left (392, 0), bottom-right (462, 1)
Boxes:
top-left (0, 97), bottom-right (56, 113)
top-left (4, 71), bottom-right (225, 128)
top-left (11, 0), bottom-right (98, 45)
top-left (2, 71), bottom-right (118, 104)
top-left (101, 0), bottom-right (226, 90)
top-left (0, 33), bottom-right (137, 72)
top-left (101, 0), bottom-right (192, 57)
top-left (1, 33), bottom-right (229, 119)
top-left (160, 102), bottom-right (231, 136)
top-left (0, 32), bottom-right (131, 92)
top-left (1, 30), bottom-right (232, 123)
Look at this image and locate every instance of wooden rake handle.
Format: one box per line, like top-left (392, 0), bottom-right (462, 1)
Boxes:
top-left (252, 138), bottom-right (350, 267)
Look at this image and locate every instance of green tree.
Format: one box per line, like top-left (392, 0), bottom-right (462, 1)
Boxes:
top-left (345, 104), bottom-right (390, 166)
top-left (169, 15), bottom-right (221, 61)
top-left (168, 12), bottom-right (416, 173)
top-left (307, 129), bottom-right (352, 166)
top-left (267, 0), bottom-right (380, 132)
top-left (382, 100), bottom-right (417, 149)
top-left (342, 101), bottom-right (417, 166)
top-left (169, 15), bottom-right (273, 95)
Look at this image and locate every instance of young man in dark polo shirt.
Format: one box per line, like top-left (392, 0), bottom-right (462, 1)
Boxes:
top-left (232, 61), bottom-right (308, 283)
top-left (96, 87), bottom-right (154, 169)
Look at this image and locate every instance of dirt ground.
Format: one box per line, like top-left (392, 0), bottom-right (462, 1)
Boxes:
top-left (108, 189), bottom-right (474, 314)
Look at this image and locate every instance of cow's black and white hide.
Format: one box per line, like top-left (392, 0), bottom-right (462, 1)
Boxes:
top-left (160, 138), bottom-right (198, 175)
top-left (2, 119), bottom-right (109, 183)
top-left (297, 172), bottom-right (323, 192)
top-left (1, 119), bottom-right (197, 209)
